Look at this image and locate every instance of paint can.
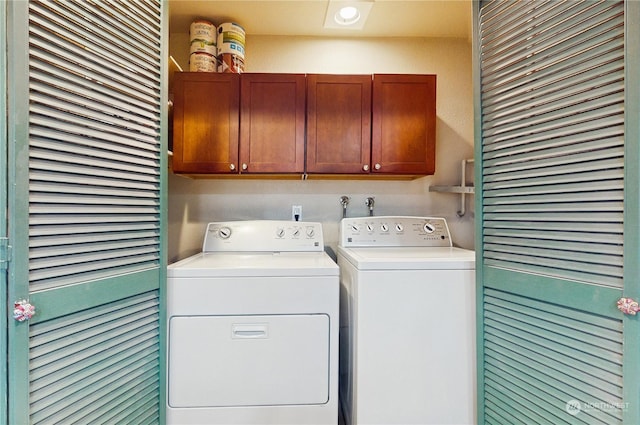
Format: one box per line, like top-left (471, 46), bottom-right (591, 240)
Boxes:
top-left (218, 53), bottom-right (245, 74)
top-left (217, 22), bottom-right (245, 57)
top-left (190, 20), bottom-right (216, 44)
top-left (190, 39), bottom-right (216, 56)
top-left (189, 52), bottom-right (217, 72)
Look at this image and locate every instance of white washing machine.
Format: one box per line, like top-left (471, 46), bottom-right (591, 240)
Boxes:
top-left (167, 220), bottom-right (339, 425)
top-left (337, 216), bottom-right (475, 425)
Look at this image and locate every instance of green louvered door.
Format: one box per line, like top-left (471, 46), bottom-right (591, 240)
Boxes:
top-left (476, 0), bottom-right (640, 424)
top-left (1, 0), bottom-right (8, 422)
top-left (6, 1), bottom-right (167, 423)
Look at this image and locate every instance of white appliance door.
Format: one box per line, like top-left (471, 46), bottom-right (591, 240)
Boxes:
top-left (169, 314), bottom-right (330, 407)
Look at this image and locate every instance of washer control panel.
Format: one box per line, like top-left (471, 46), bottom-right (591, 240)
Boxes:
top-left (203, 220), bottom-right (324, 252)
top-left (339, 216), bottom-right (452, 247)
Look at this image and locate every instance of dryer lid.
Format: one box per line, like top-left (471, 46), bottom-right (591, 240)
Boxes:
top-left (168, 251), bottom-right (339, 278)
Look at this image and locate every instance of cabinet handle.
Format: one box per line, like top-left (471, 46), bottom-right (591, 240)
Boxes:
top-left (242, 163), bottom-right (248, 170)
top-left (617, 297), bottom-right (640, 315)
top-left (230, 164), bottom-right (236, 171)
top-left (13, 300), bottom-right (35, 322)
top-left (363, 164), bottom-right (369, 171)
top-left (374, 163), bottom-right (381, 170)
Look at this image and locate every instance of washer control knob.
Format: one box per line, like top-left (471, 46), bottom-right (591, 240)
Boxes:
top-left (351, 224), bottom-right (359, 232)
top-left (423, 223), bottom-right (436, 233)
top-left (366, 224), bottom-right (374, 232)
top-left (306, 227), bottom-right (316, 238)
top-left (293, 227), bottom-right (301, 238)
top-left (218, 226), bottom-right (232, 239)
top-left (276, 227), bottom-right (285, 238)
top-left (395, 223), bottom-right (404, 232)
top-left (380, 223), bottom-right (389, 232)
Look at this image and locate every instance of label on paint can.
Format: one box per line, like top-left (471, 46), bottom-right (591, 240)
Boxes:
top-left (190, 39), bottom-right (216, 56)
top-left (217, 40), bottom-right (245, 57)
top-left (189, 52), bottom-right (217, 72)
top-left (218, 53), bottom-right (245, 74)
top-left (190, 20), bottom-right (216, 43)
top-left (217, 22), bottom-right (246, 58)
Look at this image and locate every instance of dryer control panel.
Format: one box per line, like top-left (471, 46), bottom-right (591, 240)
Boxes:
top-left (339, 216), bottom-right (452, 247)
top-left (203, 220), bottom-right (324, 252)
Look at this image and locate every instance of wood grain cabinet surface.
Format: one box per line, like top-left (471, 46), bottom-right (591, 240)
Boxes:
top-left (240, 73), bottom-right (306, 174)
top-left (171, 72), bottom-right (239, 174)
top-left (306, 74), bottom-right (372, 174)
top-left (372, 74), bottom-right (436, 175)
top-left (172, 72), bottom-right (436, 177)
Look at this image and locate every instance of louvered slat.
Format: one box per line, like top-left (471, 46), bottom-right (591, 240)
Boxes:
top-left (479, 1), bottom-right (627, 424)
top-left (24, 0), bottom-right (163, 421)
top-left (28, 0), bottom-right (163, 285)
top-left (484, 288), bottom-right (623, 424)
top-left (29, 292), bottom-right (160, 424)
top-left (480, 0), bottom-right (625, 288)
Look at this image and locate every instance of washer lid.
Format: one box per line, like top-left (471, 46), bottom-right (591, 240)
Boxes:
top-left (337, 246), bottom-right (475, 270)
top-left (168, 251), bottom-right (339, 278)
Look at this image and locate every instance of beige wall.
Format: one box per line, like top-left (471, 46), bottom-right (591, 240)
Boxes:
top-left (168, 33), bottom-right (474, 262)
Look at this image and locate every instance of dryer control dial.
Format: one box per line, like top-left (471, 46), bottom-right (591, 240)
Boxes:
top-left (423, 223), bottom-right (436, 233)
top-left (218, 227), bottom-right (232, 239)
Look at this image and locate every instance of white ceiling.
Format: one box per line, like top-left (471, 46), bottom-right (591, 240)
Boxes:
top-left (168, 1), bottom-right (472, 39)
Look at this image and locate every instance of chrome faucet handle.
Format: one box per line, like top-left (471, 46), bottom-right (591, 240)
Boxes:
top-left (365, 197), bottom-right (375, 216)
top-left (340, 196), bottom-right (350, 218)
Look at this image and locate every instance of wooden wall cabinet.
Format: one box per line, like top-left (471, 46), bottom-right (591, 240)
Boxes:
top-left (306, 74), bottom-right (436, 176)
top-left (172, 72), bottom-right (436, 177)
top-left (240, 74), bottom-right (306, 174)
top-left (306, 74), bottom-right (372, 174)
top-left (172, 72), bottom-right (305, 175)
top-left (372, 74), bottom-right (436, 175)
top-left (172, 72), bottom-right (239, 174)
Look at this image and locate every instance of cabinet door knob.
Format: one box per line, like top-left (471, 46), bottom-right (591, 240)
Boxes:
top-left (374, 163), bottom-right (381, 170)
top-left (229, 164), bottom-right (236, 171)
top-left (14, 300), bottom-right (35, 322)
top-left (617, 297), bottom-right (640, 315)
top-left (363, 164), bottom-right (369, 171)
top-left (242, 163), bottom-right (248, 170)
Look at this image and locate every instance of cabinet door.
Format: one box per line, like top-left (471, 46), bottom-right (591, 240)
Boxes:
top-left (306, 74), bottom-right (372, 174)
top-left (240, 74), bottom-right (305, 173)
top-left (372, 74), bottom-right (436, 175)
top-left (172, 73), bottom-right (239, 173)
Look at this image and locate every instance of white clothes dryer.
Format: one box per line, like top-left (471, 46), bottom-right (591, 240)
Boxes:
top-left (167, 220), bottom-right (339, 425)
top-left (337, 216), bottom-right (475, 425)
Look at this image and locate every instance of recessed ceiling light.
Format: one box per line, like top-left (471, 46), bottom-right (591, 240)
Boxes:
top-left (335, 6), bottom-right (360, 25)
top-left (324, 1), bottom-right (374, 30)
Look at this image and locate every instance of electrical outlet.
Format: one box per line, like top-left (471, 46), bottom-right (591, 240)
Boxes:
top-left (292, 205), bottom-right (302, 221)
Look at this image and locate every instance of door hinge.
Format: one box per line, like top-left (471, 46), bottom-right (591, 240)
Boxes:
top-left (0, 237), bottom-right (11, 270)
